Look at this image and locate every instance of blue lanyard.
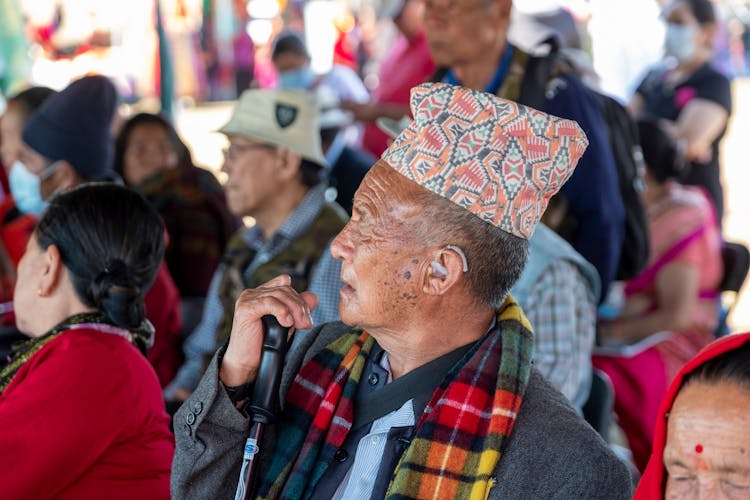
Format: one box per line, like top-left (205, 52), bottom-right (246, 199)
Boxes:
top-left (443, 45), bottom-right (515, 93)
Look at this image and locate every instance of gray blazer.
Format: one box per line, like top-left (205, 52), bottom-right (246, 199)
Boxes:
top-left (171, 322), bottom-right (632, 499)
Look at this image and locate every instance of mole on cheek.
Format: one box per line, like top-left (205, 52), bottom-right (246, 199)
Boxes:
top-left (403, 271), bottom-right (411, 280)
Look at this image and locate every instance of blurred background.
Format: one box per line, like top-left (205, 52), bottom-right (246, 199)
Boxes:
top-left (1, 0), bottom-right (749, 331)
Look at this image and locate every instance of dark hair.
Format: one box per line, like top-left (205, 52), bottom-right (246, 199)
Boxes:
top-left (8, 86), bottom-right (57, 118)
top-left (320, 127), bottom-right (339, 148)
top-left (682, 342), bottom-right (750, 390)
top-left (35, 183), bottom-right (165, 328)
top-left (114, 112), bottom-right (191, 179)
top-left (638, 117), bottom-right (685, 183)
top-left (271, 30), bottom-right (309, 61)
top-left (414, 190), bottom-right (529, 308)
top-left (299, 158), bottom-right (323, 187)
top-left (681, 0), bottom-right (716, 25)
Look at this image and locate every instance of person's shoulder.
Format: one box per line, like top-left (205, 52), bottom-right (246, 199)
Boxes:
top-left (30, 328), bottom-right (153, 386)
top-left (493, 371), bottom-right (632, 498)
top-left (694, 63), bottom-right (731, 85)
top-left (669, 184), bottom-right (717, 218)
top-left (328, 64), bottom-right (362, 81)
top-left (62, 328), bottom-right (150, 364)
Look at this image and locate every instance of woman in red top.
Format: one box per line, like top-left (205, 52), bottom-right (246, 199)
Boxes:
top-left (0, 184), bottom-right (174, 498)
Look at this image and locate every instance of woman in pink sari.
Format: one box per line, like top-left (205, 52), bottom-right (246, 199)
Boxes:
top-left (593, 117), bottom-right (723, 472)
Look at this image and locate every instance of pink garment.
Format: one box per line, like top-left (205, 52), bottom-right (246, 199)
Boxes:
top-left (362, 32), bottom-right (436, 157)
top-left (593, 183), bottom-right (722, 472)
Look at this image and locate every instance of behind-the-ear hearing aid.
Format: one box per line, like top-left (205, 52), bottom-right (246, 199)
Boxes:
top-left (431, 260), bottom-right (449, 277)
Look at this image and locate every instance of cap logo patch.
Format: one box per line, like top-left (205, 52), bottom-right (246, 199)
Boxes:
top-left (275, 103), bottom-right (298, 128)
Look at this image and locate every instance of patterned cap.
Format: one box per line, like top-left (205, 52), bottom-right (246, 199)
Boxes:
top-left (381, 82), bottom-right (588, 239)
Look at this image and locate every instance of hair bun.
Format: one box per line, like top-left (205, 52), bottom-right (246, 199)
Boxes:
top-left (89, 259), bottom-right (144, 328)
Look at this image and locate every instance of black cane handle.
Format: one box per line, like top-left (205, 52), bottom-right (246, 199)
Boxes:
top-left (248, 315), bottom-right (289, 424)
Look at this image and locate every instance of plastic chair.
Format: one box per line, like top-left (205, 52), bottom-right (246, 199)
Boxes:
top-left (716, 241), bottom-right (750, 336)
top-left (582, 369), bottom-right (615, 440)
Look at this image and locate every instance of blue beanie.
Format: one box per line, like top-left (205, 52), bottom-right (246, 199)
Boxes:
top-left (22, 75), bottom-right (118, 181)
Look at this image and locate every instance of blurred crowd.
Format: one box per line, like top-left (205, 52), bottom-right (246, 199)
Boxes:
top-left (0, 0), bottom-right (749, 498)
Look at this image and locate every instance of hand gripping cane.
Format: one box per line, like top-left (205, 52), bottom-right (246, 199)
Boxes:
top-left (235, 315), bottom-right (289, 500)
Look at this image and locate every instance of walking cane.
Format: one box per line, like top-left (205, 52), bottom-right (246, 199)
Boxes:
top-left (235, 315), bottom-right (289, 500)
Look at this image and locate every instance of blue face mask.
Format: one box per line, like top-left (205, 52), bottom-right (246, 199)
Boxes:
top-left (9, 160), bottom-right (48, 217)
top-left (664, 23), bottom-right (698, 63)
top-left (278, 66), bottom-right (317, 90)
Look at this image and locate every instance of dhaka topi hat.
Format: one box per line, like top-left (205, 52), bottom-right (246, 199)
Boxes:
top-left (219, 89), bottom-right (328, 168)
top-left (22, 75), bottom-right (118, 181)
top-left (380, 82), bottom-right (588, 239)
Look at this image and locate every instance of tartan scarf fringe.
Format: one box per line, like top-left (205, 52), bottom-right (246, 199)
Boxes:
top-left (258, 296), bottom-right (533, 499)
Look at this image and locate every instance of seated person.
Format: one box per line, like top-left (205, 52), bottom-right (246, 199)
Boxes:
top-left (594, 117), bottom-right (723, 471)
top-left (164, 89), bottom-right (347, 403)
top-left (1, 86), bottom-right (56, 219)
top-left (343, 0), bottom-right (436, 157)
top-left (271, 30), bottom-right (369, 106)
top-left (377, 120), bottom-right (600, 411)
top-left (512, 223), bottom-right (600, 411)
top-left (318, 101), bottom-right (375, 214)
top-left (0, 184), bottom-right (174, 497)
top-left (0, 87), bottom-right (55, 332)
top-left (19, 75), bottom-right (182, 387)
top-left (115, 113), bottom-right (239, 328)
top-left (170, 83), bottom-right (632, 499)
top-left (272, 30), bottom-right (369, 147)
top-left (635, 332), bottom-right (750, 499)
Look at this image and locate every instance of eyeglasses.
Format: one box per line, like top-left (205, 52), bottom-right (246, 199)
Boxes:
top-left (222, 143), bottom-right (276, 161)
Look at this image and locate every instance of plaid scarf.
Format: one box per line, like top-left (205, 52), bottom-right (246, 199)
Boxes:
top-left (258, 296), bottom-right (533, 499)
top-left (0, 312), bottom-right (154, 394)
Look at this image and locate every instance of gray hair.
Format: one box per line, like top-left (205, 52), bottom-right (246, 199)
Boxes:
top-left (413, 189), bottom-right (529, 308)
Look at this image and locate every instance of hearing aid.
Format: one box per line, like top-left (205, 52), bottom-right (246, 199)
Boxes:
top-left (431, 260), bottom-right (449, 277)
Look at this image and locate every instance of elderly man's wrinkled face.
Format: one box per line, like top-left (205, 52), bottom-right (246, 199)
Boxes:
top-left (664, 381), bottom-right (750, 499)
top-left (330, 161), bottom-right (430, 329)
top-left (423, 0), bottom-right (510, 68)
top-left (220, 135), bottom-right (283, 218)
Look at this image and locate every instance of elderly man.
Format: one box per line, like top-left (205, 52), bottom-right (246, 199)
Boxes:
top-left (171, 83), bottom-right (631, 498)
top-left (423, 0), bottom-right (624, 300)
top-left (165, 89), bottom-right (347, 402)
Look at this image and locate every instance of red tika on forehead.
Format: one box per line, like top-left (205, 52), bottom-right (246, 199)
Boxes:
top-left (381, 82), bottom-right (589, 239)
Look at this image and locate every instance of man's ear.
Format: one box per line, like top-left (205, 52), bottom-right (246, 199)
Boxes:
top-left (278, 149), bottom-right (303, 181)
top-left (52, 161), bottom-right (81, 192)
top-left (38, 244), bottom-right (63, 297)
top-left (422, 247), bottom-right (466, 297)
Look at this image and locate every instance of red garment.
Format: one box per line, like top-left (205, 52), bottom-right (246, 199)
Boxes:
top-left (634, 332), bottom-right (750, 499)
top-left (362, 32), bottom-right (436, 157)
top-left (593, 185), bottom-right (722, 471)
top-left (0, 203), bottom-right (182, 387)
top-left (0, 197), bottom-right (36, 265)
top-left (0, 198), bottom-right (36, 325)
top-left (145, 263), bottom-right (183, 387)
top-left (0, 327), bottom-right (174, 498)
